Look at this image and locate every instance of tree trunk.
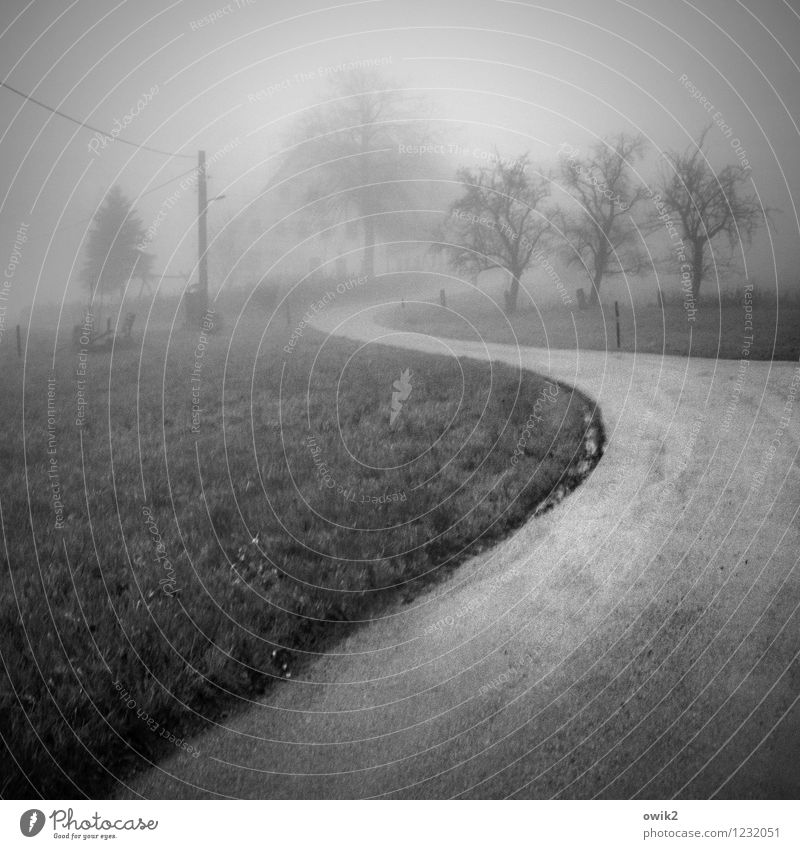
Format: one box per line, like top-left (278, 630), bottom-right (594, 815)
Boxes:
top-left (589, 271), bottom-right (603, 305)
top-left (691, 240), bottom-right (704, 299)
top-left (505, 268), bottom-right (521, 315)
top-left (590, 248), bottom-right (608, 306)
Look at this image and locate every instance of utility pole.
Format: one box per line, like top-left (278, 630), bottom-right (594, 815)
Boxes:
top-left (198, 149), bottom-right (208, 311)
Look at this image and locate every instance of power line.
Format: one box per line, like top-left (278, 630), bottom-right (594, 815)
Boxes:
top-left (1, 79), bottom-right (194, 159)
top-left (21, 165), bottom-right (201, 241)
top-left (139, 166), bottom-right (199, 197)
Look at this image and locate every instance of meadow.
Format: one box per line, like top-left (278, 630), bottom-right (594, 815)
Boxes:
top-left (0, 304), bottom-right (602, 798)
top-left (390, 287), bottom-right (800, 361)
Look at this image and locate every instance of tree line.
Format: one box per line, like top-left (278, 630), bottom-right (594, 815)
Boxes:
top-left (442, 127), bottom-right (765, 314)
top-left (82, 71), bottom-right (766, 317)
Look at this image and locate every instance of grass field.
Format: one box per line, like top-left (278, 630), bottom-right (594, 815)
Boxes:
top-left (0, 310), bottom-right (602, 798)
top-left (389, 288), bottom-right (800, 361)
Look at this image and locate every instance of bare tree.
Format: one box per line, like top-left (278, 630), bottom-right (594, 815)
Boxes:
top-left (558, 133), bottom-right (649, 305)
top-left (440, 153), bottom-right (552, 314)
top-left (282, 69), bottom-right (432, 279)
top-left (657, 126), bottom-right (765, 299)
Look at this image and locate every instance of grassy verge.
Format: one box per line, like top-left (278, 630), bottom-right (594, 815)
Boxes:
top-left (389, 288), bottom-right (800, 360)
top-left (0, 317), bottom-right (602, 798)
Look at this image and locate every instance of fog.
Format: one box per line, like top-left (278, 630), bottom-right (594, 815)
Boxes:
top-left (3, 0), bottom-right (800, 806)
top-left (2, 0), bottom-right (799, 327)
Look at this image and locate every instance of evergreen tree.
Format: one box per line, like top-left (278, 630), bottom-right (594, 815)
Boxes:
top-left (83, 185), bottom-right (149, 303)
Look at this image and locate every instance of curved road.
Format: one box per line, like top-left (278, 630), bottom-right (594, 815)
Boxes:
top-left (123, 299), bottom-right (800, 799)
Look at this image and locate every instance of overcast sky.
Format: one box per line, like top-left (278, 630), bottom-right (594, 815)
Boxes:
top-left (2, 0), bottom-right (799, 318)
